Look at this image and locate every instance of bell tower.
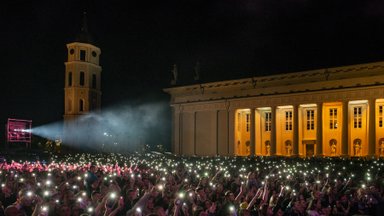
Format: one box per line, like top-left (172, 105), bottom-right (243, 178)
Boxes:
top-left (63, 12), bottom-right (102, 148)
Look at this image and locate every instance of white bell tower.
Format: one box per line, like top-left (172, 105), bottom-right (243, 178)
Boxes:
top-left (63, 12), bottom-right (102, 148)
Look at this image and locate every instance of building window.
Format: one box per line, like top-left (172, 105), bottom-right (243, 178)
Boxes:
top-left (306, 110), bottom-right (315, 130)
top-left (379, 105), bottom-right (383, 128)
top-left (80, 50), bottom-right (86, 61)
top-left (92, 74), bottom-right (97, 89)
top-left (265, 112), bottom-right (272, 132)
top-left (353, 106), bottom-right (362, 128)
top-left (80, 71), bottom-right (85, 86)
top-left (79, 99), bottom-right (84, 112)
top-left (68, 72), bottom-right (72, 86)
top-left (330, 108), bottom-right (338, 129)
top-left (285, 111), bottom-right (292, 131)
top-left (246, 113), bottom-right (250, 132)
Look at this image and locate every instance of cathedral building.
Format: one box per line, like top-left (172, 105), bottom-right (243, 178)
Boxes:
top-left (164, 61), bottom-right (384, 157)
top-left (63, 13), bottom-right (102, 147)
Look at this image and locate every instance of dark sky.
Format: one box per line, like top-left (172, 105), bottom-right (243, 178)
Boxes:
top-left (2, 0), bottom-right (384, 146)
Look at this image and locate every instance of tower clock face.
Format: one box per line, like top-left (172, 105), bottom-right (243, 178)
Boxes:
top-left (70, 49), bottom-right (75, 55)
top-left (92, 51), bottom-right (97, 57)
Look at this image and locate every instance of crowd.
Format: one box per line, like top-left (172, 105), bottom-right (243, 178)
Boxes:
top-left (0, 152), bottom-right (382, 216)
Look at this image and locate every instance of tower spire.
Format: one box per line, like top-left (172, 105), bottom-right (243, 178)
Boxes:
top-left (75, 11), bottom-right (93, 43)
top-left (81, 11), bottom-right (89, 33)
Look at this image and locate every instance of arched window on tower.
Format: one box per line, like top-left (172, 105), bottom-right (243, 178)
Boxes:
top-left (90, 92), bottom-right (97, 111)
top-left (79, 99), bottom-right (84, 112)
top-left (80, 72), bottom-right (85, 86)
top-left (68, 99), bottom-right (72, 112)
top-left (68, 72), bottom-right (72, 86)
top-left (92, 74), bottom-right (97, 89)
top-left (80, 50), bottom-right (86, 61)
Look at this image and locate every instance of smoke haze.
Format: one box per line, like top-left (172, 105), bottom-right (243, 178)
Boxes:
top-left (31, 100), bottom-right (171, 152)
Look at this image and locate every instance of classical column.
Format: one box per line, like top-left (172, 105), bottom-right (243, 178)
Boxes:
top-left (226, 102), bottom-right (230, 155)
top-left (179, 110), bottom-right (183, 155)
top-left (172, 107), bottom-right (178, 154)
top-left (316, 103), bottom-right (323, 156)
top-left (293, 104), bottom-right (299, 156)
top-left (216, 110), bottom-right (219, 155)
top-left (342, 101), bottom-right (349, 156)
top-left (194, 112), bottom-right (197, 155)
top-left (369, 99), bottom-right (376, 157)
top-left (271, 106), bottom-right (277, 155)
top-left (250, 108), bottom-right (256, 156)
top-left (228, 109), bottom-right (235, 155)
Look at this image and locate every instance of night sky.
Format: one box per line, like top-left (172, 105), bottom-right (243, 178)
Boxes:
top-left (2, 0), bottom-right (384, 147)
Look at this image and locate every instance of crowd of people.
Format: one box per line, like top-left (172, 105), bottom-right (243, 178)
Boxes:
top-left (0, 152), bottom-right (382, 216)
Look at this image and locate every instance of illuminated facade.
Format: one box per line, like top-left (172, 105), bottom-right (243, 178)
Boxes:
top-left (164, 61), bottom-right (384, 157)
top-left (63, 13), bottom-right (102, 146)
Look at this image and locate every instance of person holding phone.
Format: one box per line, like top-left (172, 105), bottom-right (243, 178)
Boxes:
top-left (84, 165), bottom-right (98, 198)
